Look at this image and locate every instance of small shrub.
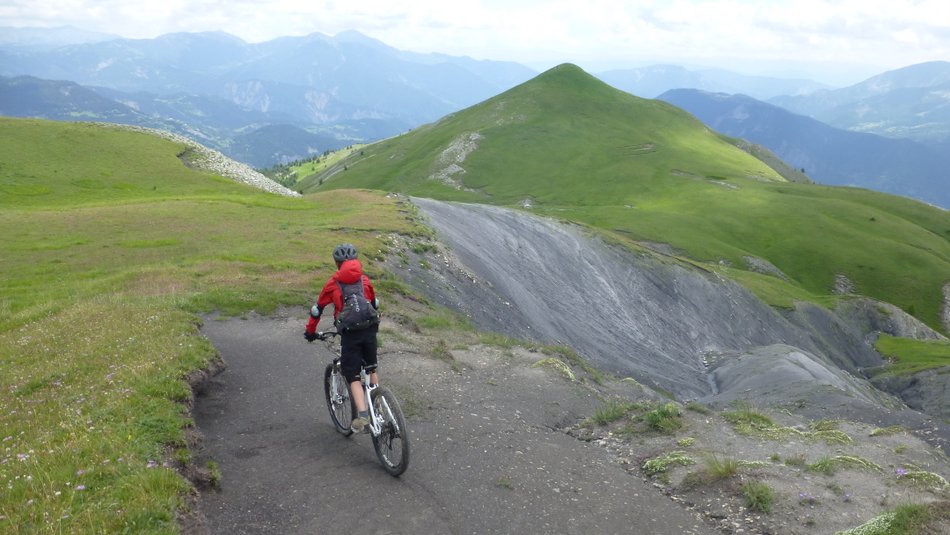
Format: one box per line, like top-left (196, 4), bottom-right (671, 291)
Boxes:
top-left (742, 481), bottom-right (775, 513)
top-left (808, 455), bottom-right (881, 476)
top-left (896, 469), bottom-right (950, 491)
top-left (685, 401), bottom-right (712, 414)
top-left (208, 461), bottom-right (222, 488)
top-left (590, 400), bottom-right (635, 426)
top-left (645, 402), bottom-right (683, 433)
top-left (531, 357), bottom-right (576, 381)
top-left (808, 456), bottom-right (837, 475)
top-left (723, 403), bottom-right (773, 430)
top-left (870, 425), bottom-right (907, 437)
top-left (834, 504), bottom-right (932, 535)
top-left (703, 456), bottom-right (741, 481)
top-left (784, 453), bottom-right (807, 467)
top-left (642, 451), bottom-right (695, 475)
top-left (809, 419), bottom-right (840, 431)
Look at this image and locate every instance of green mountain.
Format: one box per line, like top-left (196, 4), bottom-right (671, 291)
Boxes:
top-left (303, 64), bottom-right (950, 334)
top-left (301, 63), bottom-right (786, 202)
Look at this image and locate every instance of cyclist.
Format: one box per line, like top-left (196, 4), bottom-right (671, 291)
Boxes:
top-left (304, 243), bottom-right (380, 433)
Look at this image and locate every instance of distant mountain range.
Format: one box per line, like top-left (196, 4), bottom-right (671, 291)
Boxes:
top-left (769, 61), bottom-right (950, 148)
top-left (599, 64), bottom-right (829, 100)
top-left (0, 29), bottom-right (536, 166)
top-left (1, 27), bottom-right (948, 208)
top-left (659, 88), bottom-right (950, 209)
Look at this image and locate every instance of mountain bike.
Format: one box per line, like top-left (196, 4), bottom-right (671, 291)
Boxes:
top-left (316, 330), bottom-right (410, 476)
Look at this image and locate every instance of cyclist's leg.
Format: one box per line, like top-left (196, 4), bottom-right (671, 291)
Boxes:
top-left (340, 332), bottom-right (368, 413)
top-left (363, 324), bottom-right (380, 385)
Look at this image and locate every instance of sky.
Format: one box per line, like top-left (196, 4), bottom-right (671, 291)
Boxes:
top-left (3, 0), bottom-right (949, 86)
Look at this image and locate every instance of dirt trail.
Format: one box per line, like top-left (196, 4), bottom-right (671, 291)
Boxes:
top-left (193, 310), bottom-right (716, 534)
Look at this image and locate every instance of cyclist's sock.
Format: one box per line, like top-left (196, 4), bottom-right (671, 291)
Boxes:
top-left (358, 410), bottom-right (369, 419)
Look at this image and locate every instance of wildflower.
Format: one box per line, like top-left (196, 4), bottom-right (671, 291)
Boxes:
top-left (895, 468), bottom-right (908, 477)
top-left (75, 485), bottom-right (86, 491)
top-left (16, 453), bottom-right (28, 461)
top-left (75, 469), bottom-right (85, 476)
top-left (146, 460), bottom-right (158, 469)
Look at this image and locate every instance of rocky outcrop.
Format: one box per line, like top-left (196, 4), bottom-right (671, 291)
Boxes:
top-left (705, 344), bottom-right (901, 411)
top-left (872, 369), bottom-right (950, 421)
top-left (94, 122), bottom-right (301, 197)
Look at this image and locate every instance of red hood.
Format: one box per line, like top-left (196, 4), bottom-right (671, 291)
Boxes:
top-left (336, 259), bottom-right (364, 284)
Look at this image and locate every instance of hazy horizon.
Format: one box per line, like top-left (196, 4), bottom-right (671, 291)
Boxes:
top-left (3, 1), bottom-right (947, 87)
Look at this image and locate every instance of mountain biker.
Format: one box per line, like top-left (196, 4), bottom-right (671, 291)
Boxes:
top-left (304, 243), bottom-right (380, 433)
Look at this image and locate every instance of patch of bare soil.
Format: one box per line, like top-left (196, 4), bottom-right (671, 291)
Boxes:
top-left (567, 398), bottom-right (950, 534)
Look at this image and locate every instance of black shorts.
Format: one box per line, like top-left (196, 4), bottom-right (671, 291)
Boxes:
top-left (340, 324), bottom-right (378, 383)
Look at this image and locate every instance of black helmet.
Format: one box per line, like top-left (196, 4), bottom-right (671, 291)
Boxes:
top-left (332, 243), bottom-right (358, 262)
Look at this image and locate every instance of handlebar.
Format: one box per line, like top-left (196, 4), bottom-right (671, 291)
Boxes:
top-left (316, 330), bottom-right (340, 341)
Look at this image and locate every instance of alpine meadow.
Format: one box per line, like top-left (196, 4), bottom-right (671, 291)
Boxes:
top-left (0, 117), bottom-right (417, 532)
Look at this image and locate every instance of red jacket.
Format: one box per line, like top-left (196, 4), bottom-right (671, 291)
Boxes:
top-left (306, 259), bottom-right (376, 334)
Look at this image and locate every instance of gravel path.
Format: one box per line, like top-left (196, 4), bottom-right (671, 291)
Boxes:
top-left (192, 311), bottom-right (717, 535)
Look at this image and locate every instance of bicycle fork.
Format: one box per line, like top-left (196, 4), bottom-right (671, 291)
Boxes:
top-left (362, 369), bottom-right (383, 436)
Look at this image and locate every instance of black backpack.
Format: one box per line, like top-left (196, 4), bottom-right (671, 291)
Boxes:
top-left (335, 279), bottom-right (380, 332)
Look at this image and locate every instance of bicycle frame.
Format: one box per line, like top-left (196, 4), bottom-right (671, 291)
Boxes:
top-left (318, 328), bottom-right (410, 476)
top-left (360, 369), bottom-right (384, 437)
top-left (323, 333), bottom-right (387, 439)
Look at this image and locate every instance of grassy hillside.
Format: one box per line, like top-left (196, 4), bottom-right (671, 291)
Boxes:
top-left (0, 118), bottom-right (416, 533)
top-left (302, 64), bottom-right (950, 334)
top-left (299, 64), bottom-right (785, 201)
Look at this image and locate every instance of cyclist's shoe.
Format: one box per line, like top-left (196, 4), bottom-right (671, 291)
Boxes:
top-left (350, 416), bottom-right (370, 434)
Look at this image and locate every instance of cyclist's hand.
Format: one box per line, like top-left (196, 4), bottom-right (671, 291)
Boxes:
top-left (304, 331), bottom-right (318, 343)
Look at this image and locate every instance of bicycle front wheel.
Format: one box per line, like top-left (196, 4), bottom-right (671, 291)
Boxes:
top-left (324, 364), bottom-right (354, 436)
top-left (371, 387), bottom-right (410, 476)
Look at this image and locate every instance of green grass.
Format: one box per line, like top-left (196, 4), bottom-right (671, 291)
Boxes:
top-left (302, 65), bottom-right (950, 333)
top-left (0, 118), bottom-right (417, 533)
top-left (807, 455), bottom-right (882, 476)
top-left (722, 403), bottom-right (774, 430)
top-left (741, 481), bottom-right (775, 514)
top-left (702, 456), bottom-right (741, 481)
top-left (644, 402), bottom-right (684, 433)
top-left (874, 334), bottom-right (950, 376)
top-left (589, 399), bottom-right (638, 426)
top-left (835, 503), bottom-right (948, 535)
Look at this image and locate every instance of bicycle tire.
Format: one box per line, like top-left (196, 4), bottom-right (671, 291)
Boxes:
top-left (324, 363), bottom-right (354, 436)
top-left (370, 387), bottom-right (410, 476)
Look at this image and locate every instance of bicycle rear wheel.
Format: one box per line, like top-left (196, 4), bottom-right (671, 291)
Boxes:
top-left (371, 387), bottom-right (410, 476)
top-left (324, 363), bottom-right (354, 436)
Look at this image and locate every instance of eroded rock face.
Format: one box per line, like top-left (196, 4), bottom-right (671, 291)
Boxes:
top-left (395, 198), bottom-right (950, 452)
top-left (705, 344), bottom-right (899, 410)
top-left (400, 198), bottom-right (948, 434)
top-left (402, 198), bottom-right (832, 399)
top-left (841, 299), bottom-right (946, 341)
top-left (872, 370), bottom-right (950, 421)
